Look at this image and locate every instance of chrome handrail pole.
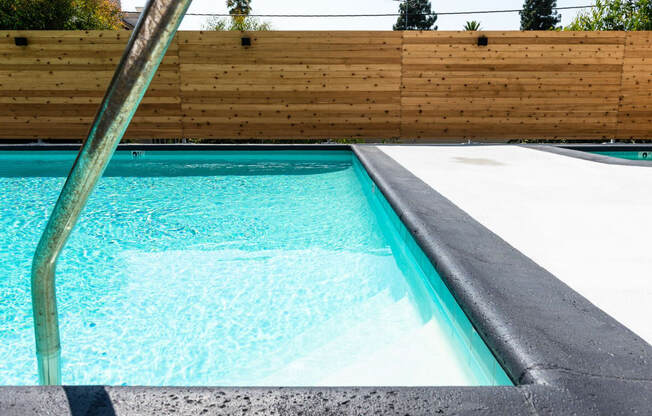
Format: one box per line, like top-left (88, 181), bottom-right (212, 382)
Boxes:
top-left (31, 0), bottom-right (192, 385)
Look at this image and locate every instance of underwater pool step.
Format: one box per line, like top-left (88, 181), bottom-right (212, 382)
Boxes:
top-left (218, 287), bottom-right (411, 385)
top-left (258, 294), bottom-right (475, 386)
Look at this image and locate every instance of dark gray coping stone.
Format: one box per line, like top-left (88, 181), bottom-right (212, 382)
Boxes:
top-left (0, 386), bottom-right (556, 416)
top-left (1, 143), bottom-right (650, 415)
top-left (526, 144), bottom-right (652, 167)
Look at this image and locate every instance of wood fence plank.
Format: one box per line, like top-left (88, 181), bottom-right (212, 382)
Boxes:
top-left (0, 30), bottom-right (649, 141)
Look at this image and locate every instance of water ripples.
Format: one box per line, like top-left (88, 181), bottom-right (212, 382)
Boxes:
top-left (0, 154), bottom-right (482, 386)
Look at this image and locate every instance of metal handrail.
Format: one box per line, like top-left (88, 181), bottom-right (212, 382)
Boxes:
top-left (31, 0), bottom-right (192, 385)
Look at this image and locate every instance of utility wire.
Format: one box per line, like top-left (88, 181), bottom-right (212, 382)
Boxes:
top-left (184, 5), bottom-right (595, 18)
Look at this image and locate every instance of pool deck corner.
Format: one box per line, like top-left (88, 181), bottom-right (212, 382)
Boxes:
top-left (352, 144), bottom-right (652, 415)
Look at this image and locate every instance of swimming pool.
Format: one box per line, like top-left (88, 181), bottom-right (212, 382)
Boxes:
top-left (0, 150), bottom-right (510, 386)
top-left (590, 150), bottom-right (652, 161)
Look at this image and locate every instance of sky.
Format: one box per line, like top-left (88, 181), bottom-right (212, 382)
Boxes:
top-left (121, 0), bottom-right (594, 31)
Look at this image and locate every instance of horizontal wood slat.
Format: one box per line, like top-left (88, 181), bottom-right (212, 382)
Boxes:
top-left (0, 30), bottom-right (182, 139)
top-left (401, 31), bottom-right (627, 140)
top-left (617, 32), bottom-right (652, 139)
top-left (0, 30), bottom-right (650, 141)
top-left (178, 31), bottom-right (401, 139)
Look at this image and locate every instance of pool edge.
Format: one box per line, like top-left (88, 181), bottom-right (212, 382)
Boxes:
top-left (525, 144), bottom-right (652, 167)
top-left (352, 145), bottom-right (652, 415)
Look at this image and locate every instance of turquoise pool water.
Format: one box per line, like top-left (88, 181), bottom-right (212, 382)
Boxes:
top-left (591, 150), bottom-right (652, 161)
top-left (0, 150), bottom-right (510, 386)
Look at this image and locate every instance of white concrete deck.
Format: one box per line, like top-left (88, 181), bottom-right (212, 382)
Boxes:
top-left (380, 145), bottom-right (652, 345)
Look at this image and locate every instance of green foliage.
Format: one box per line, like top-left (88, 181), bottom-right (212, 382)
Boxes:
top-left (520, 0), bottom-right (561, 30)
top-left (226, 0), bottom-right (251, 16)
top-left (1, 0), bottom-right (70, 29)
top-left (68, 0), bottom-right (123, 29)
top-left (202, 15), bottom-right (271, 31)
top-left (464, 20), bottom-right (481, 30)
top-left (203, 0), bottom-right (271, 31)
top-left (393, 0), bottom-right (437, 30)
top-left (565, 0), bottom-right (652, 30)
top-left (0, 0), bottom-right (123, 30)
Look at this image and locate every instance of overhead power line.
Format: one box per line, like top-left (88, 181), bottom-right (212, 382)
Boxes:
top-left (185, 5), bottom-right (596, 18)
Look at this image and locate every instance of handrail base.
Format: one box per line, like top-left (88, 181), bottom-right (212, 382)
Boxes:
top-left (36, 350), bottom-right (61, 385)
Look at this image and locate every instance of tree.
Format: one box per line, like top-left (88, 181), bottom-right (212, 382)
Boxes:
top-left (0, 0), bottom-right (123, 30)
top-left (565, 0), bottom-right (652, 30)
top-left (520, 0), bottom-right (561, 30)
top-left (464, 20), bottom-right (481, 30)
top-left (203, 16), bottom-right (271, 31)
top-left (226, 1), bottom-right (251, 16)
top-left (203, 0), bottom-right (271, 31)
top-left (393, 0), bottom-right (437, 30)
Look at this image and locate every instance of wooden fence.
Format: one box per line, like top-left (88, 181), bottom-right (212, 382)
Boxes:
top-left (1, 30), bottom-right (651, 141)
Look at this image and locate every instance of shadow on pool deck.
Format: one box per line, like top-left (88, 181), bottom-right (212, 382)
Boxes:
top-left (64, 386), bottom-right (115, 416)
